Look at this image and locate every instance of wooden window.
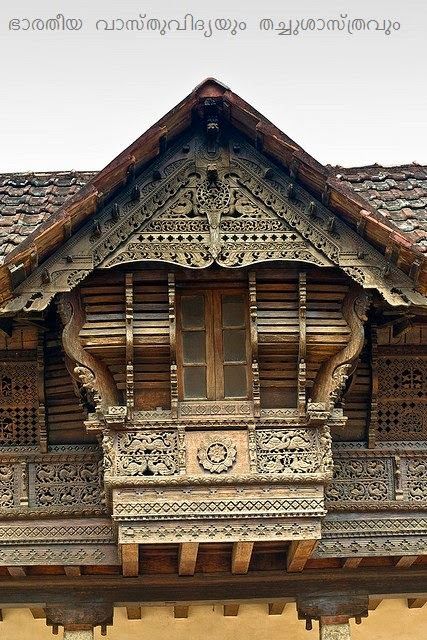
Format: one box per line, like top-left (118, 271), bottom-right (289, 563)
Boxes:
top-left (177, 289), bottom-right (250, 401)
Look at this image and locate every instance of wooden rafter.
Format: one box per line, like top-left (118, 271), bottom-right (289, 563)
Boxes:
top-left (178, 543), bottom-right (199, 577)
top-left (121, 544), bottom-right (139, 578)
top-left (287, 540), bottom-right (317, 573)
top-left (231, 542), bottom-right (254, 575)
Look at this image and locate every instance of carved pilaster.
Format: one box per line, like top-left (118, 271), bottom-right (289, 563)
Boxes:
top-left (249, 272), bottom-right (260, 417)
top-left (368, 324), bottom-right (378, 448)
top-left (125, 273), bottom-right (134, 419)
top-left (36, 328), bottom-right (47, 452)
top-left (59, 290), bottom-right (121, 412)
top-left (298, 271), bottom-right (307, 415)
top-left (168, 273), bottom-right (178, 418)
top-left (311, 286), bottom-right (370, 410)
top-left (19, 460), bottom-right (28, 507)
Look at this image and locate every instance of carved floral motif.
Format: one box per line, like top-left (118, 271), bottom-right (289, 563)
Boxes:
top-left (197, 437), bottom-right (237, 474)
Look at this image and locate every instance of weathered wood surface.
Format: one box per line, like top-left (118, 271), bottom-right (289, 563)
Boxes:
top-left (0, 568), bottom-right (426, 605)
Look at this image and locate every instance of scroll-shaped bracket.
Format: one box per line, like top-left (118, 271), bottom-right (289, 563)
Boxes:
top-left (311, 286), bottom-right (371, 411)
top-left (58, 290), bottom-right (121, 414)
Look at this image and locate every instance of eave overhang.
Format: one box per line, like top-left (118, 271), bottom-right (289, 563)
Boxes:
top-left (0, 78), bottom-right (425, 307)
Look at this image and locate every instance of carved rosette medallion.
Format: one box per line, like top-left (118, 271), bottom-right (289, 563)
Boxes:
top-left (197, 437), bottom-right (237, 474)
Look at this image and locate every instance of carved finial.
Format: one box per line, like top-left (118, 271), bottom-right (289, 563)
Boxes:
top-left (126, 163), bottom-right (135, 183)
top-left (307, 201), bottom-right (317, 217)
top-left (111, 203), bottom-right (120, 221)
top-left (327, 217), bottom-right (337, 234)
top-left (287, 183), bottom-right (295, 201)
top-left (131, 185), bottom-right (141, 201)
top-left (91, 220), bottom-right (102, 239)
top-left (203, 98), bottom-right (221, 155)
top-left (409, 259), bottom-right (422, 284)
top-left (41, 268), bottom-right (51, 284)
top-left (382, 263), bottom-right (392, 279)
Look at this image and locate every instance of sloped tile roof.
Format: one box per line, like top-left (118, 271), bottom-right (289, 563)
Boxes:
top-left (0, 171), bottom-right (95, 263)
top-left (334, 164), bottom-right (427, 254)
top-left (1, 163), bottom-right (427, 265)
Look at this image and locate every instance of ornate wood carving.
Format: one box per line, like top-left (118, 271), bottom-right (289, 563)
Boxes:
top-left (2, 117), bottom-right (427, 577)
top-left (0, 360), bottom-right (41, 451)
top-left (168, 273), bottom-right (178, 418)
top-left (375, 355), bottom-right (427, 441)
top-left (36, 329), bottom-right (47, 453)
top-left (4, 131), bottom-right (425, 315)
top-left (248, 271), bottom-right (260, 417)
top-left (298, 271), bottom-right (307, 415)
top-left (314, 512), bottom-right (427, 559)
top-left (368, 324), bottom-right (378, 448)
top-left (326, 443), bottom-right (427, 509)
top-left (311, 286), bottom-right (370, 409)
top-left (125, 273), bottom-right (134, 418)
top-left (59, 290), bottom-right (121, 411)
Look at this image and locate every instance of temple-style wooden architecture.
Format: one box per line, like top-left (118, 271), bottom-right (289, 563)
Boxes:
top-left (0, 79), bottom-right (426, 640)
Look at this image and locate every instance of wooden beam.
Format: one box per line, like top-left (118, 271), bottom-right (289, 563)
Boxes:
top-left (178, 543), bottom-right (199, 577)
top-left (268, 602), bottom-right (287, 615)
top-left (126, 606), bottom-right (142, 619)
top-left (121, 544), bottom-right (139, 577)
top-left (64, 566), bottom-right (81, 577)
top-left (287, 540), bottom-right (317, 573)
top-left (396, 556), bottom-right (418, 568)
top-left (231, 542), bottom-right (254, 575)
top-left (2, 568), bottom-right (427, 604)
top-left (30, 607), bottom-right (46, 619)
top-left (343, 558), bottom-right (362, 569)
top-left (223, 604), bottom-right (239, 616)
top-left (368, 598), bottom-right (382, 611)
top-left (7, 567), bottom-right (26, 577)
top-left (174, 605), bottom-right (189, 618)
top-left (408, 598), bottom-right (427, 609)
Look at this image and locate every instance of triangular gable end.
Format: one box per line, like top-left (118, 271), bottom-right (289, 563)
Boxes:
top-left (1, 80), bottom-right (426, 313)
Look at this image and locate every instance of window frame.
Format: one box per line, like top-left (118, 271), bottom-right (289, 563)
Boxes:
top-left (176, 287), bottom-right (252, 402)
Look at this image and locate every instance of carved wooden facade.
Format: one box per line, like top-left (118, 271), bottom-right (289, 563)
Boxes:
top-left (0, 79), bottom-right (426, 638)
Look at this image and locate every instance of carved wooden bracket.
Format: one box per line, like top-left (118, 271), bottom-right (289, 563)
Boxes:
top-left (311, 286), bottom-right (370, 410)
top-left (59, 290), bottom-right (121, 412)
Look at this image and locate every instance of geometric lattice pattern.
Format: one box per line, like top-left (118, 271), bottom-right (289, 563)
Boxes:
top-left (0, 362), bottom-right (39, 447)
top-left (377, 357), bottom-right (427, 440)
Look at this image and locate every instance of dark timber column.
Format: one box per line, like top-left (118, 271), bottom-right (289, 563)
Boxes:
top-left (297, 596), bottom-right (368, 640)
top-left (46, 604), bottom-right (113, 638)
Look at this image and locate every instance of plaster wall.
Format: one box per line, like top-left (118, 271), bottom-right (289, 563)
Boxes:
top-left (0, 599), bottom-right (426, 639)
